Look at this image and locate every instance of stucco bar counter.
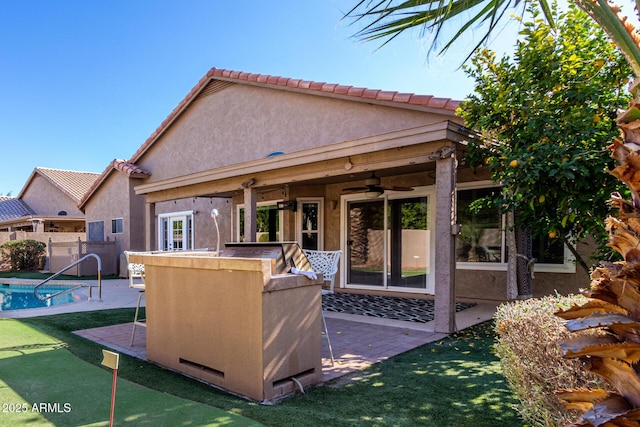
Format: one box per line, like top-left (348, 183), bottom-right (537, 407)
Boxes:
top-left (129, 251), bottom-right (324, 402)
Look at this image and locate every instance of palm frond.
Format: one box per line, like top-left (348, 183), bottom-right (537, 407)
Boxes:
top-left (576, 0), bottom-right (640, 77)
top-left (346, 0), bottom-right (555, 58)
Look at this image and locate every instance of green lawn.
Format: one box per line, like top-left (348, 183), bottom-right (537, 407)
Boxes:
top-left (1, 309), bottom-right (522, 426)
top-left (0, 320), bottom-right (261, 426)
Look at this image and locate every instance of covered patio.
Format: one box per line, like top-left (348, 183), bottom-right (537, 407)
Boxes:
top-left (134, 120), bottom-right (471, 333)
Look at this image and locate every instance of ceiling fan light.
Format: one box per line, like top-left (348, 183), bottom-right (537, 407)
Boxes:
top-left (365, 189), bottom-right (383, 198)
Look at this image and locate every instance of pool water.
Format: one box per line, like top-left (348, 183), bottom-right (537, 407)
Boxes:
top-left (0, 284), bottom-right (76, 311)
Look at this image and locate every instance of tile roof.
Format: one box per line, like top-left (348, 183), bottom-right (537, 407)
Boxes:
top-left (19, 167), bottom-right (101, 203)
top-left (112, 159), bottom-right (151, 177)
top-left (82, 67), bottom-right (463, 207)
top-left (206, 68), bottom-right (461, 110)
top-left (0, 197), bottom-right (36, 221)
top-left (78, 159), bottom-right (151, 209)
top-left (130, 67), bottom-right (462, 163)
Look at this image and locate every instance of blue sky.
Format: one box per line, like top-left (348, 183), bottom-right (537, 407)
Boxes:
top-left (0, 0), bottom-right (524, 195)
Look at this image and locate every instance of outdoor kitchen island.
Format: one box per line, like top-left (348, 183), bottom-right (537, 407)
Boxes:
top-left (129, 244), bottom-right (324, 403)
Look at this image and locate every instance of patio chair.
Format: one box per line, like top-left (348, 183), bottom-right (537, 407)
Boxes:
top-left (124, 251), bottom-right (147, 346)
top-left (302, 249), bottom-right (342, 295)
top-left (303, 249), bottom-right (342, 366)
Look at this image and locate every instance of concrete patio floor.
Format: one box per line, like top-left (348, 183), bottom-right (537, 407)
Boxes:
top-left (2, 279), bottom-right (499, 384)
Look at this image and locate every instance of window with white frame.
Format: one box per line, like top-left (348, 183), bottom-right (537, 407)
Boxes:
top-left (296, 198), bottom-right (323, 250)
top-left (456, 182), bottom-right (573, 272)
top-left (236, 202), bottom-right (283, 242)
top-left (111, 218), bottom-right (124, 234)
top-left (456, 186), bottom-right (504, 263)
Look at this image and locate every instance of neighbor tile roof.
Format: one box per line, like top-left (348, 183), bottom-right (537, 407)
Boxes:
top-left (0, 197), bottom-right (36, 221)
top-left (20, 168), bottom-right (101, 203)
top-left (130, 67), bottom-right (462, 163)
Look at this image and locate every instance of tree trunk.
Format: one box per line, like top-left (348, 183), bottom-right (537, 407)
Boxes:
top-left (515, 226), bottom-right (533, 299)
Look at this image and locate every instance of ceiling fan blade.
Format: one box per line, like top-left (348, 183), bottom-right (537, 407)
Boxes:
top-left (381, 186), bottom-right (414, 192)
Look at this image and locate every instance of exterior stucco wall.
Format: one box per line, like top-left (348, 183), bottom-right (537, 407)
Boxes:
top-left (84, 172), bottom-right (132, 250)
top-left (21, 175), bottom-right (83, 216)
top-left (84, 172), bottom-right (154, 276)
top-left (154, 197), bottom-right (231, 251)
top-left (456, 266), bottom-right (591, 300)
top-left (137, 84), bottom-right (460, 183)
top-left (128, 178), bottom-right (146, 251)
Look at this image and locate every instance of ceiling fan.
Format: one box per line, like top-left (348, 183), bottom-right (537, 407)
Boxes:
top-left (341, 172), bottom-right (414, 198)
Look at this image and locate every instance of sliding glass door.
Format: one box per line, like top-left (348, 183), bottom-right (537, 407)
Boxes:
top-left (387, 197), bottom-right (429, 289)
top-left (345, 192), bottom-right (432, 292)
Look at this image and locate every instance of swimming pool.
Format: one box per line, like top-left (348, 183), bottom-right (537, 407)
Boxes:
top-left (0, 282), bottom-right (79, 311)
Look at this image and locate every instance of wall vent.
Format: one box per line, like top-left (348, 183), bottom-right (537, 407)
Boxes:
top-left (195, 80), bottom-right (236, 102)
top-left (179, 357), bottom-right (225, 379)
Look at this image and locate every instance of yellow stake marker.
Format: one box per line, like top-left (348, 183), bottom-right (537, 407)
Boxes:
top-left (101, 350), bottom-right (120, 427)
top-left (101, 349), bottom-right (119, 369)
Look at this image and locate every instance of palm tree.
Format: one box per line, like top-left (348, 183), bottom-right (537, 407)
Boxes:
top-left (347, 0), bottom-right (640, 69)
top-left (348, 1), bottom-right (640, 425)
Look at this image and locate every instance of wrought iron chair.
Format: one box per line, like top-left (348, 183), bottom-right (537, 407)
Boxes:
top-left (303, 249), bottom-right (342, 366)
top-left (124, 251), bottom-right (147, 346)
top-left (302, 249), bottom-right (342, 295)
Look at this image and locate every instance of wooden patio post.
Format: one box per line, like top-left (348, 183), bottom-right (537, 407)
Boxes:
top-left (434, 148), bottom-right (457, 334)
top-left (145, 202), bottom-right (156, 251)
top-left (243, 187), bottom-right (257, 242)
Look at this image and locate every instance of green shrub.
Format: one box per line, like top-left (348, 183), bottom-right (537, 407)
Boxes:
top-left (0, 239), bottom-right (46, 271)
top-left (494, 294), bottom-right (607, 427)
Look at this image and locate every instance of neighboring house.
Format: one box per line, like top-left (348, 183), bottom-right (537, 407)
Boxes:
top-left (0, 167), bottom-right (100, 232)
top-left (0, 167), bottom-right (102, 273)
top-left (0, 196), bottom-right (36, 230)
top-left (80, 67), bottom-right (591, 309)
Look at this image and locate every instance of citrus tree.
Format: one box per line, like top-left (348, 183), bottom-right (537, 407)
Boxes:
top-left (459, 4), bottom-right (631, 274)
top-left (348, 0), bottom-right (640, 425)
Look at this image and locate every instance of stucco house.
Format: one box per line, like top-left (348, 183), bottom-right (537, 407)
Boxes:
top-left (0, 196), bottom-right (36, 230)
top-left (79, 68), bottom-right (591, 328)
top-left (79, 159), bottom-right (151, 253)
top-left (0, 167), bottom-right (99, 232)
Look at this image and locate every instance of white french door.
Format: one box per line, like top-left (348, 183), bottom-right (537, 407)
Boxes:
top-left (158, 211), bottom-right (194, 251)
top-left (296, 198), bottom-right (324, 250)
